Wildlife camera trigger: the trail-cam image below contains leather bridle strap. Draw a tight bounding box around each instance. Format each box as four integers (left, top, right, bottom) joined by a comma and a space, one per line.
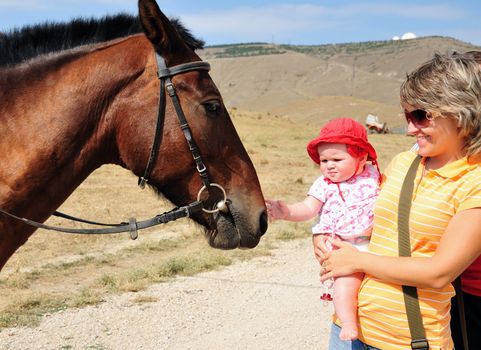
157, 60, 211, 78
138, 69, 166, 189
138, 54, 211, 189
0, 201, 203, 240
52, 210, 125, 227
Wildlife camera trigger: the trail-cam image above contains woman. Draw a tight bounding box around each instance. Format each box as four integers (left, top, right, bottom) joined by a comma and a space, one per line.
319, 52, 481, 349
449, 50, 481, 350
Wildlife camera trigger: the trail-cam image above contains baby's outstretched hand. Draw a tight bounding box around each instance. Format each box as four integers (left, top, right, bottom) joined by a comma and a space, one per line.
265, 199, 290, 221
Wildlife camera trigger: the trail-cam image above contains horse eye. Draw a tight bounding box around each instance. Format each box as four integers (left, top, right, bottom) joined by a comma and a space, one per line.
203, 100, 222, 115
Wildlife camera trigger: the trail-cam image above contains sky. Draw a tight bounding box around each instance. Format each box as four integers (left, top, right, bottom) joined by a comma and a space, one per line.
0, 0, 480, 47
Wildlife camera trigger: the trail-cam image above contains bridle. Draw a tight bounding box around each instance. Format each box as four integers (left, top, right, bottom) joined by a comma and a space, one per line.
0, 53, 229, 238
138, 53, 228, 214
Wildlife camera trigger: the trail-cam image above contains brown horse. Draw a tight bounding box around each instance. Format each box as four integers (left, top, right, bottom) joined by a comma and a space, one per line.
0, 0, 268, 271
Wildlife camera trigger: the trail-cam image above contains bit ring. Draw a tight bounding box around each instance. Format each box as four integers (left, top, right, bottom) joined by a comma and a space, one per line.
196, 183, 228, 214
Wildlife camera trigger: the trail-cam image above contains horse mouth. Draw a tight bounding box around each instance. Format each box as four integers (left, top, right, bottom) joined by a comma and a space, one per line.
204, 211, 260, 250
205, 228, 240, 249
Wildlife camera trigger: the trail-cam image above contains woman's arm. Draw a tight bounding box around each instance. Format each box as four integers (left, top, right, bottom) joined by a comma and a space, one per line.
321, 208, 481, 289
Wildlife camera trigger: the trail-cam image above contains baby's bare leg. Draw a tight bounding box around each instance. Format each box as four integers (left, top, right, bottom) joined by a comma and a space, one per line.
333, 272, 364, 341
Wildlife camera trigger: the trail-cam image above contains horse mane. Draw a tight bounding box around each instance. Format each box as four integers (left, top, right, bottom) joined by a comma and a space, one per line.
0, 13, 205, 67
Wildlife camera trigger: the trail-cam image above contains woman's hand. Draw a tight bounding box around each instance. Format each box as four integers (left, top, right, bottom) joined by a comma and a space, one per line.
265, 199, 290, 221
320, 238, 361, 281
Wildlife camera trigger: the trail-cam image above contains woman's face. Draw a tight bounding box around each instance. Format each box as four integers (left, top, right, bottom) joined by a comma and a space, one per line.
402, 102, 464, 166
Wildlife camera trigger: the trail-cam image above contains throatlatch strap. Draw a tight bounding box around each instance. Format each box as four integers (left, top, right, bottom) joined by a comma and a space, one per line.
138, 76, 166, 189
397, 156, 429, 350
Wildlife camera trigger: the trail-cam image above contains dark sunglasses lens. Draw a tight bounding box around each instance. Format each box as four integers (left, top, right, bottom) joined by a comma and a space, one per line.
406, 109, 429, 126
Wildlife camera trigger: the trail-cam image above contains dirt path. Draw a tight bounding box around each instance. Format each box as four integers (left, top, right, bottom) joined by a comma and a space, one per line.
0, 238, 333, 349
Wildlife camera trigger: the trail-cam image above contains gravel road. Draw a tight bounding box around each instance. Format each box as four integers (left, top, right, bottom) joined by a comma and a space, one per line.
0, 238, 332, 350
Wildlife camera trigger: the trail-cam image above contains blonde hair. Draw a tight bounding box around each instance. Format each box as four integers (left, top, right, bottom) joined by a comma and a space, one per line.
400, 52, 481, 157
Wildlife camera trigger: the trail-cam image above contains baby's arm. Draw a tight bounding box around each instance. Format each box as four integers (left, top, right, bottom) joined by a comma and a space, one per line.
265, 196, 322, 222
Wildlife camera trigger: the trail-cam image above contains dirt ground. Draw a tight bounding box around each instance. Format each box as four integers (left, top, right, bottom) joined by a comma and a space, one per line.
0, 238, 333, 350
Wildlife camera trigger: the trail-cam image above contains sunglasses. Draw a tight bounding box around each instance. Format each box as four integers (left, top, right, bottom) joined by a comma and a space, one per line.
404, 109, 433, 128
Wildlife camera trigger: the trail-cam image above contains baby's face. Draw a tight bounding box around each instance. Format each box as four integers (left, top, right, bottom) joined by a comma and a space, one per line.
317, 143, 362, 182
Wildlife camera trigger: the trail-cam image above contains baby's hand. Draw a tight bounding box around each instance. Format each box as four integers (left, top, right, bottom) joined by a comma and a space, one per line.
312, 234, 329, 264
265, 199, 290, 221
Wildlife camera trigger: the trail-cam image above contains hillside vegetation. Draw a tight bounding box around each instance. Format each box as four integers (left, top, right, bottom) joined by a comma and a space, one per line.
199, 36, 481, 129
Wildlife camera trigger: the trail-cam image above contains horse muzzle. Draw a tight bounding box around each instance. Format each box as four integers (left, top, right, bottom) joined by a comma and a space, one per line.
205, 197, 267, 250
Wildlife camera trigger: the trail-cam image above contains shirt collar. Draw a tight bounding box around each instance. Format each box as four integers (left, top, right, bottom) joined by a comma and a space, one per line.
425, 156, 478, 179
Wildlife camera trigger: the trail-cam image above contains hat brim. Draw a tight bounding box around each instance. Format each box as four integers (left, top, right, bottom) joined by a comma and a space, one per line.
307, 136, 377, 164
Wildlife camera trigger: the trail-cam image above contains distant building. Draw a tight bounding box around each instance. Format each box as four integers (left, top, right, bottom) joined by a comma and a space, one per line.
401, 32, 417, 40
392, 32, 417, 41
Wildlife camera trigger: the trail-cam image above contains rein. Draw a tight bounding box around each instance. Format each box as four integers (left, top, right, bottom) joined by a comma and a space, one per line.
0, 202, 203, 240
0, 53, 228, 239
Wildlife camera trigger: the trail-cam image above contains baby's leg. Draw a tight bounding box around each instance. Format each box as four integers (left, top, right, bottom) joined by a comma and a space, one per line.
333, 272, 364, 341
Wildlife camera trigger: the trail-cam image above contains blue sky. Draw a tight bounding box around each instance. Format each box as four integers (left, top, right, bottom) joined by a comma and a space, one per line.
0, 1, 480, 46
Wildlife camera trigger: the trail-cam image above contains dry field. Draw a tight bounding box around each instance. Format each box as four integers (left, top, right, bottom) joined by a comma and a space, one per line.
0, 108, 414, 329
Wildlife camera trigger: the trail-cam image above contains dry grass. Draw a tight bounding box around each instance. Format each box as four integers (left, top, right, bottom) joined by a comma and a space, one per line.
0, 108, 414, 328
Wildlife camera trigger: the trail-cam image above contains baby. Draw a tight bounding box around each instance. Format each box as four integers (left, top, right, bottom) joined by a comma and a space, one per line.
266, 118, 380, 341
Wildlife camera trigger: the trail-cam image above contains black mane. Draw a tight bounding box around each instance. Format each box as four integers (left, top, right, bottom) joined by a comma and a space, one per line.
0, 13, 205, 67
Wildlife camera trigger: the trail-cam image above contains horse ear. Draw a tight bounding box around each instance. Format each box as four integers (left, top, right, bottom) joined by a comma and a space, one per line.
138, 0, 186, 56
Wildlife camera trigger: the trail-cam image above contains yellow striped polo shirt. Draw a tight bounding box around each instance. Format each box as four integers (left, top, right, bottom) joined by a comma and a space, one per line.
357, 150, 481, 350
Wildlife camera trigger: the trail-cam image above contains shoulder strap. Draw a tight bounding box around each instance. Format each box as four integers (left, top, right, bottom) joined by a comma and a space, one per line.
399, 155, 469, 350
397, 156, 430, 350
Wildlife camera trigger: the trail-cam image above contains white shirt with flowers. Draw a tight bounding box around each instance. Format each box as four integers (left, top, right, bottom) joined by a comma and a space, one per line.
307, 164, 380, 238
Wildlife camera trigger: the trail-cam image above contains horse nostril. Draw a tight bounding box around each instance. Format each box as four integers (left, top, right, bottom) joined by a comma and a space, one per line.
259, 210, 268, 235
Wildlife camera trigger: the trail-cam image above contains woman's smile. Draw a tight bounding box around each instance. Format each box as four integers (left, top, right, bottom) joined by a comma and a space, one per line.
415, 135, 429, 147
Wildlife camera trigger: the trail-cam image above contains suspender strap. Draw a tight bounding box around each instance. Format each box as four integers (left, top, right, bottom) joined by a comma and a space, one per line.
397, 156, 429, 350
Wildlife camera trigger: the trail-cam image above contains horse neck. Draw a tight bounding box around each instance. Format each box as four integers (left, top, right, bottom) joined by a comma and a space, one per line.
0, 36, 151, 220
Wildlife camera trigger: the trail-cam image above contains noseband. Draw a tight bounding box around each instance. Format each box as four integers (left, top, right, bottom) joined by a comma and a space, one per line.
0, 53, 229, 238
138, 53, 228, 214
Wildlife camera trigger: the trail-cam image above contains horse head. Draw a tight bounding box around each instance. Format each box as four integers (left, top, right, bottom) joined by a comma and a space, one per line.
115, 0, 268, 249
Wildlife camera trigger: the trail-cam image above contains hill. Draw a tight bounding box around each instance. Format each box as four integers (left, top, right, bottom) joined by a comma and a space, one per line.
199, 36, 481, 129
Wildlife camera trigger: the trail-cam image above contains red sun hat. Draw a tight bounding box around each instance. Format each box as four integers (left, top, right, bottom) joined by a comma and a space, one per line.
307, 118, 378, 164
